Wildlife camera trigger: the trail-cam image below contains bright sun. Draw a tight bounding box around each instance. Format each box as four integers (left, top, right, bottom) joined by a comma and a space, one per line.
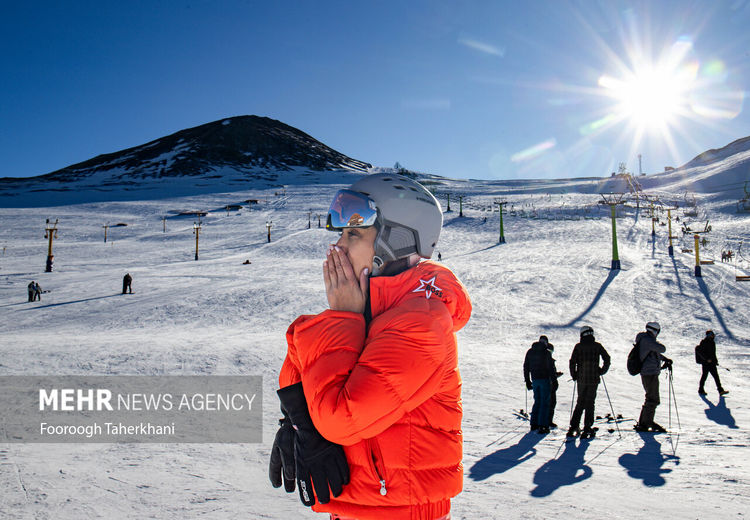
526, 11, 747, 175
601, 70, 685, 128
598, 63, 695, 131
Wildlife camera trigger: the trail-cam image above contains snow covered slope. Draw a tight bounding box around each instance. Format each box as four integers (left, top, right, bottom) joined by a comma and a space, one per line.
1, 174, 749, 518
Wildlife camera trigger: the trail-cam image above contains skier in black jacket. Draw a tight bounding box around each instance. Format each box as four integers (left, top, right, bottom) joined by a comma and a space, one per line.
524, 335, 555, 434
548, 343, 563, 429
567, 326, 611, 438
697, 330, 728, 396
122, 273, 133, 294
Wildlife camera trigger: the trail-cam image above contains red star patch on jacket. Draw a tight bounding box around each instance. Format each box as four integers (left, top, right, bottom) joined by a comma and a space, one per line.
412, 275, 442, 299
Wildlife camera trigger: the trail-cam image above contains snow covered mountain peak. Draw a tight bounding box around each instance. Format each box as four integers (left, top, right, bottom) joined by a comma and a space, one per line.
39, 115, 372, 183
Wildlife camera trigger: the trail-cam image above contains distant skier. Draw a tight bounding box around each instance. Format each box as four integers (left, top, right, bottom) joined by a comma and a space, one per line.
122, 273, 132, 294
437, 251, 442, 261
696, 330, 728, 396
524, 335, 555, 434
34, 282, 42, 301
567, 326, 610, 438
634, 322, 672, 432
28, 281, 35, 302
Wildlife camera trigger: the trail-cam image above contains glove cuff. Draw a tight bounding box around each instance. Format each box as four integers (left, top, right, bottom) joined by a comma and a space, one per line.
277, 382, 313, 428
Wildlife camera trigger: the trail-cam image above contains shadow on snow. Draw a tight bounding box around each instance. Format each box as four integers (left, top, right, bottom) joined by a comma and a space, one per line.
19, 294, 121, 310
701, 395, 738, 429
469, 432, 542, 481
618, 433, 680, 487
670, 255, 685, 295
544, 270, 620, 329
696, 278, 735, 340
530, 438, 593, 497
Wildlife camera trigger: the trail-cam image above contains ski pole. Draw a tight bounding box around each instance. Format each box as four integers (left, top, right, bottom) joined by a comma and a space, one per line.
669, 369, 681, 430
524, 386, 528, 416
600, 374, 621, 437
569, 380, 577, 423
667, 369, 672, 431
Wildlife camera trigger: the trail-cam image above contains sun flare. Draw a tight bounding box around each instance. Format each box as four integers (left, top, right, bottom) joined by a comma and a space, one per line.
580, 33, 745, 164
598, 67, 692, 129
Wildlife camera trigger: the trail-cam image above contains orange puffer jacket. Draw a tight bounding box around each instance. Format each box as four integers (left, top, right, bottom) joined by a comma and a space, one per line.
279, 261, 472, 520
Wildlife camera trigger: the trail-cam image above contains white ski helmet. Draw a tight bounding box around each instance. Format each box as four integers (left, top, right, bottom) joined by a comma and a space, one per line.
326, 173, 443, 270
646, 321, 661, 335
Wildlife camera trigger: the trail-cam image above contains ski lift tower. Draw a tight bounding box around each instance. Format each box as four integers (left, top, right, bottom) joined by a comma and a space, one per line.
623, 167, 643, 215
599, 193, 626, 270
494, 199, 508, 244
193, 216, 202, 261
641, 194, 657, 237
665, 205, 679, 256
44, 218, 58, 272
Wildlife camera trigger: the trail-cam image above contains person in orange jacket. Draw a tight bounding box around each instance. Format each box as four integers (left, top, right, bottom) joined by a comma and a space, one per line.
269, 173, 472, 520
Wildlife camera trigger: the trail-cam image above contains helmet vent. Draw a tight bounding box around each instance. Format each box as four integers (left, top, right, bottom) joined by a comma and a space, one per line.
394, 185, 405, 190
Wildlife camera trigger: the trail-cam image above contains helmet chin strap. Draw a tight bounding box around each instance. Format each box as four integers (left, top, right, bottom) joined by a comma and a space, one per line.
371, 236, 396, 276
371, 251, 421, 278
370, 219, 396, 276
370, 217, 422, 277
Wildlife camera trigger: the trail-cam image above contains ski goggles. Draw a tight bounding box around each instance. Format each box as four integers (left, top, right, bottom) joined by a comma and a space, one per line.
326, 189, 379, 230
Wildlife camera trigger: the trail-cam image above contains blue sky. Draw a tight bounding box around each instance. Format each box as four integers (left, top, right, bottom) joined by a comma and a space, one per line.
2, 0, 750, 180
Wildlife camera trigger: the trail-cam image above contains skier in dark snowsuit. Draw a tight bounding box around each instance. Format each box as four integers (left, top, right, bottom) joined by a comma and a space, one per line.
697, 330, 728, 396
28, 281, 36, 302
122, 273, 132, 294
567, 326, 610, 438
548, 343, 563, 429
635, 322, 672, 432
524, 335, 555, 434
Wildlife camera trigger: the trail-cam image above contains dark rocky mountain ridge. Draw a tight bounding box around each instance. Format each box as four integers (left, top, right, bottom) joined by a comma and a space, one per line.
34, 115, 371, 184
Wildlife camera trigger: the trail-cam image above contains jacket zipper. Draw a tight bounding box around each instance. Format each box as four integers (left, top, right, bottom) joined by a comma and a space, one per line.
367, 438, 387, 496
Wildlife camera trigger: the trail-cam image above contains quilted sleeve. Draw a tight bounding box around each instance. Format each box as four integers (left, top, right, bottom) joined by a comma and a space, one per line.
292, 301, 454, 445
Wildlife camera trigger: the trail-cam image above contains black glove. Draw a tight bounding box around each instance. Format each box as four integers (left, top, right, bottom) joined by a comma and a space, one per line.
662, 358, 673, 370
269, 417, 296, 492
526, 381, 532, 390
277, 382, 350, 506
571, 373, 578, 381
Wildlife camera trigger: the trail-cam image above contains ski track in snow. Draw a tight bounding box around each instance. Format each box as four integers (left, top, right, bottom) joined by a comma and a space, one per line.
1, 184, 749, 519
